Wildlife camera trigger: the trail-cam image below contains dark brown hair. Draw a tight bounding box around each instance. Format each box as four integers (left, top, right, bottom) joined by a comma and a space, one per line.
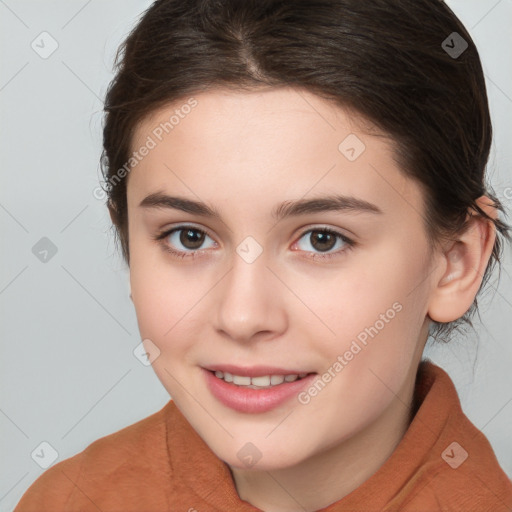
100, 0, 511, 343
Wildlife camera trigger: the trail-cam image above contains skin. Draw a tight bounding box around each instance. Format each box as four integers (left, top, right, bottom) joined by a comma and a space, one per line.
120, 86, 497, 512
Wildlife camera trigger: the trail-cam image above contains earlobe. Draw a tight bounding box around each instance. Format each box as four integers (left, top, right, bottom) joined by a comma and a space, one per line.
427, 195, 497, 324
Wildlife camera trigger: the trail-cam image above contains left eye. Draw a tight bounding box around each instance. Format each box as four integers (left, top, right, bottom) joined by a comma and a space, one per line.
293, 228, 354, 257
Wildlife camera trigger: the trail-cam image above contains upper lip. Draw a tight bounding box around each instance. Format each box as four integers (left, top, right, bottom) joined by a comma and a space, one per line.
203, 364, 316, 377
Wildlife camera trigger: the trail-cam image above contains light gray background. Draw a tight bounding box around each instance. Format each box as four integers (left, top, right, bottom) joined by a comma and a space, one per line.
1, 1, 511, 510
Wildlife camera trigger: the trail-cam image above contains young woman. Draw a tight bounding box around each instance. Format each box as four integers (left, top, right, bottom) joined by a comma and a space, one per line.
15, 0, 512, 510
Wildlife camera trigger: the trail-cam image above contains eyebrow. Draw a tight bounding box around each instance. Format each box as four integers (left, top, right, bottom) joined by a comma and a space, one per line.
139, 192, 383, 221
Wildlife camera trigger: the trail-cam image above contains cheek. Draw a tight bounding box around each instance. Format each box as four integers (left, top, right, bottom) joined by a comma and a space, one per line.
311, 242, 428, 387
129, 261, 205, 399
310, 255, 413, 345
129, 247, 219, 366
131, 267, 199, 340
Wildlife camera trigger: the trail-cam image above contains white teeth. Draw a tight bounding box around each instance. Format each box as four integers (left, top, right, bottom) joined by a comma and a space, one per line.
212, 370, 307, 387
232, 375, 251, 385
251, 375, 271, 386
270, 375, 285, 385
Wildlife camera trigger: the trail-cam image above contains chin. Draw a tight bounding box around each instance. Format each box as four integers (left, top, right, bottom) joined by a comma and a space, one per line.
210, 437, 310, 472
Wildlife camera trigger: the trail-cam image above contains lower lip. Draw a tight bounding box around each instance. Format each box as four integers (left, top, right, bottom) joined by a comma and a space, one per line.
203, 368, 317, 414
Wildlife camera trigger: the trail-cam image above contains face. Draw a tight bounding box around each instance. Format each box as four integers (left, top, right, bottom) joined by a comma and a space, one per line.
126, 87, 435, 470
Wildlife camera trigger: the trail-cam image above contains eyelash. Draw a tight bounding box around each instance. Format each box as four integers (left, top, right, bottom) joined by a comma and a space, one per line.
153, 225, 356, 261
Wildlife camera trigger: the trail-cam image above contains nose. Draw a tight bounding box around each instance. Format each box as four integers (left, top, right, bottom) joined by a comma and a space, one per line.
213, 247, 287, 344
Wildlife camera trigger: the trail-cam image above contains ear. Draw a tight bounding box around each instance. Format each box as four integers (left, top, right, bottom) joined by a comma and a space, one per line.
427, 195, 497, 323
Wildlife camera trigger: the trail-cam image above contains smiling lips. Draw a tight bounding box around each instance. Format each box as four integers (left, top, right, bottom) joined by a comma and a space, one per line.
202, 364, 317, 413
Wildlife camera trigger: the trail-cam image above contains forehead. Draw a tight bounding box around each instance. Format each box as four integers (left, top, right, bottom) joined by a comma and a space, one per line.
131, 86, 375, 154
127, 87, 424, 222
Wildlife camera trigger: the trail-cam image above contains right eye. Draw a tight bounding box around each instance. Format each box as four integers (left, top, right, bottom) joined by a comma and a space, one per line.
155, 225, 217, 259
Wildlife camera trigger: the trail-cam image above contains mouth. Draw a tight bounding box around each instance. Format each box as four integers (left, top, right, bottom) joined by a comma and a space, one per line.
202, 366, 318, 413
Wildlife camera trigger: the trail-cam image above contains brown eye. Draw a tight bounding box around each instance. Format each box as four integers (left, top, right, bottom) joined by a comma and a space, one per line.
178, 228, 206, 250
156, 226, 216, 257
293, 227, 355, 261
309, 230, 337, 252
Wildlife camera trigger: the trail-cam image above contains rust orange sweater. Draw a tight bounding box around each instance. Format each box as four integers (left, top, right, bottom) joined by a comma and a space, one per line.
14, 360, 512, 511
